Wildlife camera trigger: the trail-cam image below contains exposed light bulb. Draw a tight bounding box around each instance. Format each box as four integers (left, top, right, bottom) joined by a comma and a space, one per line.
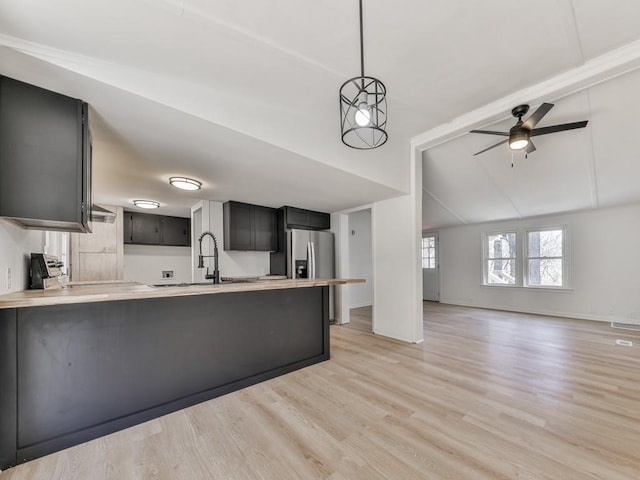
355, 103, 371, 127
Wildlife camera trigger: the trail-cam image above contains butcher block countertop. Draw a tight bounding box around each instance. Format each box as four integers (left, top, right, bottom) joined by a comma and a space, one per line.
0, 278, 364, 309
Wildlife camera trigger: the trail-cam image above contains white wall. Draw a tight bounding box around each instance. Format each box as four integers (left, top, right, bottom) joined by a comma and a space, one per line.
192, 200, 271, 282
0, 220, 45, 294
438, 202, 640, 325
123, 244, 191, 285
348, 209, 373, 308
369, 147, 423, 343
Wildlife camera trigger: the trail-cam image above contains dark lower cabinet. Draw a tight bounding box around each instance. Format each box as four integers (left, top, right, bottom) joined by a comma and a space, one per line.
0, 287, 329, 469
223, 201, 276, 251
124, 211, 190, 246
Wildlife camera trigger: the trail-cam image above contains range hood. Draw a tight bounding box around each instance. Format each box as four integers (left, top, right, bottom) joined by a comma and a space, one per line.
91, 205, 116, 223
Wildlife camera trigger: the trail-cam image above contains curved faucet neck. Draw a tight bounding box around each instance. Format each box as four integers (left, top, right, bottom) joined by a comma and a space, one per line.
198, 231, 218, 254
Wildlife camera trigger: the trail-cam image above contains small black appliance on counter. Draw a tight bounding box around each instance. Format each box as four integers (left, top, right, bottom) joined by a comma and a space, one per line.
30, 253, 64, 289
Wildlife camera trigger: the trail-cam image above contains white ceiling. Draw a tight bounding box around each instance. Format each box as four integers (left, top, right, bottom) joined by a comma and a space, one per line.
0, 1, 639, 221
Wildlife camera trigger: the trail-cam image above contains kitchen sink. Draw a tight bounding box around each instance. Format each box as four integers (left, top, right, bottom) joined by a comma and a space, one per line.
151, 279, 265, 287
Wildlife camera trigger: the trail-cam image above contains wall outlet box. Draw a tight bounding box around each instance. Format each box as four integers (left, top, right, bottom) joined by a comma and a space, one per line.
162, 270, 175, 279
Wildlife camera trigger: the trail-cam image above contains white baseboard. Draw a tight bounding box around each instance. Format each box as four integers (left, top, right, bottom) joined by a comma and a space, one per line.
438, 298, 620, 324
350, 301, 373, 309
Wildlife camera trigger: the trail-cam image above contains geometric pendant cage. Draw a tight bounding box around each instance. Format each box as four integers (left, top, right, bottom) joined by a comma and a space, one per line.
339, 0, 388, 149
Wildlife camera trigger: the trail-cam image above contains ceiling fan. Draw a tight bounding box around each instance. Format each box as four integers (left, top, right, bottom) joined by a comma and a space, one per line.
470, 103, 588, 156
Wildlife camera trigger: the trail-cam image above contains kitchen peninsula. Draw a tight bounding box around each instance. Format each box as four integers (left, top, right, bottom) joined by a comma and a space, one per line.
0, 278, 362, 470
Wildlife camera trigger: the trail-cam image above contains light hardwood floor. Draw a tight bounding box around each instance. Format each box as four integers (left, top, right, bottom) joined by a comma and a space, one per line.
2, 303, 640, 479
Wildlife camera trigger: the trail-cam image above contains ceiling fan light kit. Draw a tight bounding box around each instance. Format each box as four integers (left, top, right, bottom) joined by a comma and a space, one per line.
470, 103, 588, 157
339, 0, 388, 149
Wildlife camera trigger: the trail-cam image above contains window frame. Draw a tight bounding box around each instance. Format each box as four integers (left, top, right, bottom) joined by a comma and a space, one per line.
482, 229, 520, 287
524, 225, 568, 289
481, 224, 570, 290
421, 236, 436, 269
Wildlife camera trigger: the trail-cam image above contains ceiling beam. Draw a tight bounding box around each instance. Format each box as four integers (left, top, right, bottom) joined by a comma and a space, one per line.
411, 38, 640, 152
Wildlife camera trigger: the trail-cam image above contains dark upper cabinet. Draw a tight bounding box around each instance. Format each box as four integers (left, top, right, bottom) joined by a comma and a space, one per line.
124, 212, 190, 246
223, 201, 276, 251
254, 205, 277, 251
161, 216, 190, 246
0, 76, 92, 232
224, 201, 254, 250
283, 206, 330, 230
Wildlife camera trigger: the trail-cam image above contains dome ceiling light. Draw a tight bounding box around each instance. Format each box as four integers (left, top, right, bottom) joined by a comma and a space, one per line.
133, 200, 160, 209
169, 176, 202, 191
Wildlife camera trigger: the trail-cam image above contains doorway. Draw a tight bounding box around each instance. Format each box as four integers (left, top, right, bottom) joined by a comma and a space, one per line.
422, 232, 439, 301
346, 208, 373, 331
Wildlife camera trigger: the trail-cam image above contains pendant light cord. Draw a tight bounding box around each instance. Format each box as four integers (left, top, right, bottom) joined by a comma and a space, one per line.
359, 0, 365, 78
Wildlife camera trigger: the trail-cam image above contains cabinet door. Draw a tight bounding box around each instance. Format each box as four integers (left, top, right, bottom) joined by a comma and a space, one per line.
128, 212, 161, 245
308, 211, 330, 230
285, 207, 308, 228
254, 206, 276, 251
161, 216, 190, 246
80, 103, 92, 231
224, 202, 254, 250
0, 77, 86, 229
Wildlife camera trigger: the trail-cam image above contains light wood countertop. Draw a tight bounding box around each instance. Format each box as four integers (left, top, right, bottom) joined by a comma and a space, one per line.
0, 278, 364, 309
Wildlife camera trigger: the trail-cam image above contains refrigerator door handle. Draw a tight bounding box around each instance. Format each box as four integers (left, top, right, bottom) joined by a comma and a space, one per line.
306, 241, 312, 278
310, 241, 316, 278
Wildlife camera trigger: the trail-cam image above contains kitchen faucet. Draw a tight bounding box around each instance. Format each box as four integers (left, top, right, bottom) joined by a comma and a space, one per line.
197, 231, 220, 284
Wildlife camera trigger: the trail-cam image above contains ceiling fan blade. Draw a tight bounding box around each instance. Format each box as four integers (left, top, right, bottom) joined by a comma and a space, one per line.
523, 103, 554, 129
530, 121, 588, 137
525, 140, 536, 154
473, 139, 508, 156
469, 129, 509, 136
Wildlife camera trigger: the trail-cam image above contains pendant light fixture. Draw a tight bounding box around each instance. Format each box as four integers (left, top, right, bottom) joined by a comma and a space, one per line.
339, 0, 388, 149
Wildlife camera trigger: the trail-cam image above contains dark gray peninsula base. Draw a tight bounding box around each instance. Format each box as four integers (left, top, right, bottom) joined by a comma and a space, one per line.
0, 286, 329, 470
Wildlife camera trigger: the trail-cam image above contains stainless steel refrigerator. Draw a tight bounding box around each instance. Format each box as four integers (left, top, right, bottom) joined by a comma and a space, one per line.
287, 229, 335, 320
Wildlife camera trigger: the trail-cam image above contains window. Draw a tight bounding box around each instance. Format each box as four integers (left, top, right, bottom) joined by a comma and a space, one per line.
526, 228, 564, 287
484, 232, 517, 285
482, 226, 568, 289
422, 237, 436, 269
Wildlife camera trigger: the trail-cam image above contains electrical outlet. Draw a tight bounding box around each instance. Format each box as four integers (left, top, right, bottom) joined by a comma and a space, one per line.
6, 267, 11, 290
162, 270, 174, 279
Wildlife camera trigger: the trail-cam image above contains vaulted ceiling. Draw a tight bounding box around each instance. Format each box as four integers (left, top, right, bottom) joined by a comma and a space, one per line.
1, 1, 639, 222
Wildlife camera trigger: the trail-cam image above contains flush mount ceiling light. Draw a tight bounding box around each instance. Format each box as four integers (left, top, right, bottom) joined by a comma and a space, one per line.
169, 176, 202, 191
339, 0, 388, 149
133, 200, 160, 209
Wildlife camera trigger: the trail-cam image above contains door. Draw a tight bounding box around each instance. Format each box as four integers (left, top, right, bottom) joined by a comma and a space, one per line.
422, 233, 439, 301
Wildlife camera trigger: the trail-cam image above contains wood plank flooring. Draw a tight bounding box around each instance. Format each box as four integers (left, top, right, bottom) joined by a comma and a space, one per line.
2, 302, 640, 479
